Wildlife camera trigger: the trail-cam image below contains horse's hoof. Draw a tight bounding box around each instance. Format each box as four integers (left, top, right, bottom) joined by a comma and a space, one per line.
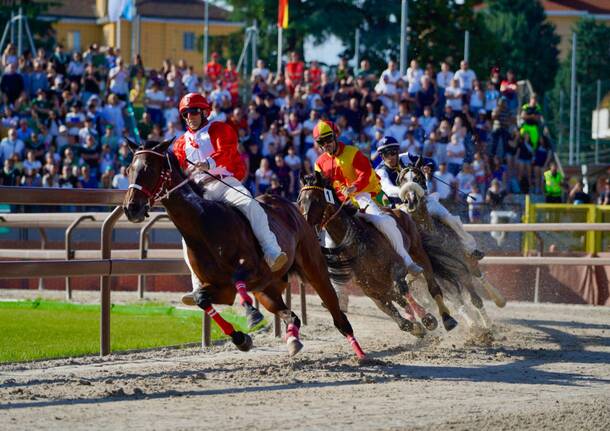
286, 336, 304, 356
399, 319, 414, 332
421, 313, 438, 331
442, 314, 458, 331
246, 307, 264, 329
410, 322, 426, 338
231, 331, 253, 352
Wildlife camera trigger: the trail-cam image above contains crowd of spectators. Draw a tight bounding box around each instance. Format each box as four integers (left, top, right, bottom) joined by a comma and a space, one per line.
0, 41, 607, 216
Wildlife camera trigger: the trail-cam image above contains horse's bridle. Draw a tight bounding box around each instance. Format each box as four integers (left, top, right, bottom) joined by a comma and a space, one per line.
298, 185, 349, 231
128, 149, 189, 207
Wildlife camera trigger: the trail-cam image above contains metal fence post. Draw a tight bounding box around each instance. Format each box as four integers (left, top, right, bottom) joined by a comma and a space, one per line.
138, 213, 170, 298
65, 215, 95, 300
100, 206, 124, 356
37, 228, 47, 291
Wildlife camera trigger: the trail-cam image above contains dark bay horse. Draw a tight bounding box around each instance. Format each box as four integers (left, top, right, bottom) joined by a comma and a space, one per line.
122, 139, 365, 359
298, 171, 459, 334
397, 162, 506, 326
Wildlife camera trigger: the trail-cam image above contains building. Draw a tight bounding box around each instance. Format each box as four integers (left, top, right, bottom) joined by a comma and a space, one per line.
540, 1, 610, 59
44, 0, 243, 68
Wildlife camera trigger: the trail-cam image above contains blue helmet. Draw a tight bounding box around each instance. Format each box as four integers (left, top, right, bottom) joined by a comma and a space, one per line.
377, 136, 400, 154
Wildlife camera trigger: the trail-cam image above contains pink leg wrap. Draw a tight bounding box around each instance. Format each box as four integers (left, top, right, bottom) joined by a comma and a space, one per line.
346, 335, 366, 359
204, 305, 235, 336
286, 323, 300, 340
405, 293, 427, 318
235, 281, 253, 306
404, 303, 416, 321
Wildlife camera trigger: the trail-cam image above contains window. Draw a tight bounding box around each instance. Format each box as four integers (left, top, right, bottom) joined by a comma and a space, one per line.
183, 32, 195, 51
67, 31, 81, 52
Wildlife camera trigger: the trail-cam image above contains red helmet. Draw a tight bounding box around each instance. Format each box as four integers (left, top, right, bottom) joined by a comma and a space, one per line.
312, 120, 340, 141
179, 92, 211, 114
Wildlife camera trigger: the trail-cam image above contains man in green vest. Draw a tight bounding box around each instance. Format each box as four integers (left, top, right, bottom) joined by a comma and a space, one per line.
543, 161, 565, 203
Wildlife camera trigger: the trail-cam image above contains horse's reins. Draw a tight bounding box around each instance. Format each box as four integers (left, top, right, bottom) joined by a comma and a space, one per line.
185, 158, 255, 201
299, 185, 351, 230
128, 149, 189, 206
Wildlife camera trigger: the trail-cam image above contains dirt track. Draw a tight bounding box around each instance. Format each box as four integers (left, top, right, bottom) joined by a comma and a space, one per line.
1, 291, 610, 430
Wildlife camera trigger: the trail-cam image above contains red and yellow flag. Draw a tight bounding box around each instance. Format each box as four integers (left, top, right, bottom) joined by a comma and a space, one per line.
278, 0, 289, 29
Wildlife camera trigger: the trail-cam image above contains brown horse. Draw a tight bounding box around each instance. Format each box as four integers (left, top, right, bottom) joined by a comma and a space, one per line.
298, 171, 459, 334
397, 162, 507, 323
122, 139, 365, 359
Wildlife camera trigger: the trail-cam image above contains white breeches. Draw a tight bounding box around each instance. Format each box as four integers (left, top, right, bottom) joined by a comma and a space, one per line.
354, 192, 416, 267
200, 176, 282, 256
426, 197, 477, 252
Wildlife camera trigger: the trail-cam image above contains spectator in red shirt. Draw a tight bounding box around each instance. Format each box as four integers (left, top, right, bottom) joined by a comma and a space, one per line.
500, 70, 518, 113
205, 52, 222, 82
285, 51, 304, 95
307, 59, 322, 93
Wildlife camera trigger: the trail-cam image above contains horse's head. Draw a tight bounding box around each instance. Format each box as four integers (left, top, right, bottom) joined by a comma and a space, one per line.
397, 158, 427, 213
123, 137, 176, 223
297, 171, 338, 229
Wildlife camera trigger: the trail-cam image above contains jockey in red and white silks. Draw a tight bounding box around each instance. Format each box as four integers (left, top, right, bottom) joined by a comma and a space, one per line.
174, 93, 287, 305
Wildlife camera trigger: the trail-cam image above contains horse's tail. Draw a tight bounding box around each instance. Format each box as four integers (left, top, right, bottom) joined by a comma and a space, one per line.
419, 230, 469, 290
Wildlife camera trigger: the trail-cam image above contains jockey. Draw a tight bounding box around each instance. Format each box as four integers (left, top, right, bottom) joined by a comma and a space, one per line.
375, 136, 484, 260
174, 93, 288, 304
313, 120, 423, 275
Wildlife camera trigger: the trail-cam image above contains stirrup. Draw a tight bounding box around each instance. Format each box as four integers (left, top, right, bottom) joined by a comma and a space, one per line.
181, 292, 196, 306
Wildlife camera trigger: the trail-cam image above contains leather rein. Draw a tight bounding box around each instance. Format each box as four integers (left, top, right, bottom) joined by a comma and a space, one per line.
298, 185, 350, 231
127, 149, 190, 207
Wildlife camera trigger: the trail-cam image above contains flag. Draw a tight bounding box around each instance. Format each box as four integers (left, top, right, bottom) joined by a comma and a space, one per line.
108, 0, 135, 22
278, 0, 289, 29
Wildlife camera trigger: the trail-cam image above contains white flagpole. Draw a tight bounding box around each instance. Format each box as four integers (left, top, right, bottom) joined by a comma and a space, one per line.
277, 26, 282, 77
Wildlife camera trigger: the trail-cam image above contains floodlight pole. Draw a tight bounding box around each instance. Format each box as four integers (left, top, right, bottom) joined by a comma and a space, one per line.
595, 79, 601, 164
400, 0, 408, 76
569, 32, 577, 165
354, 28, 360, 76
203, 0, 209, 68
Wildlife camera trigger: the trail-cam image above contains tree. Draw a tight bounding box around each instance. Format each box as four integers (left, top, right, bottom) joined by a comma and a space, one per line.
482, 0, 560, 95
0, 0, 59, 51
547, 18, 610, 162
225, 0, 494, 76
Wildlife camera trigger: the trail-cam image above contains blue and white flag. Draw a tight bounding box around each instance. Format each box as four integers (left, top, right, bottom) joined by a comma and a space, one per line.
108, 0, 135, 22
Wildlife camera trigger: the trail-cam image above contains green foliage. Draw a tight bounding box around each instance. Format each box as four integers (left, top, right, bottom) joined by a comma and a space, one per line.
547, 18, 610, 162
0, 0, 59, 51
224, 0, 487, 74
0, 300, 264, 363
483, 0, 560, 94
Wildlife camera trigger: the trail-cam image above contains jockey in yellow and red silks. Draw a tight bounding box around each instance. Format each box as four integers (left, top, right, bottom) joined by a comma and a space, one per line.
312, 120, 422, 275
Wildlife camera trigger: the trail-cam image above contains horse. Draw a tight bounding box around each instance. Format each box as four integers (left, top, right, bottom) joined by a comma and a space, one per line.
298, 171, 460, 334
397, 161, 506, 327
122, 138, 365, 359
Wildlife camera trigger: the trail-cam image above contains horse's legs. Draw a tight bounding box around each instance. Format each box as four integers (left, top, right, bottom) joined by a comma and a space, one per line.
294, 241, 366, 359
232, 263, 264, 328
476, 273, 507, 308
395, 277, 437, 331
409, 240, 458, 332
192, 288, 252, 352
255, 285, 304, 356
370, 297, 420, 335
392, 296, 425, 337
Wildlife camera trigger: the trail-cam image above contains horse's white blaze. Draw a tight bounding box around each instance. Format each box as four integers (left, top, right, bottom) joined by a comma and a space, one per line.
399, 181, 426, 202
